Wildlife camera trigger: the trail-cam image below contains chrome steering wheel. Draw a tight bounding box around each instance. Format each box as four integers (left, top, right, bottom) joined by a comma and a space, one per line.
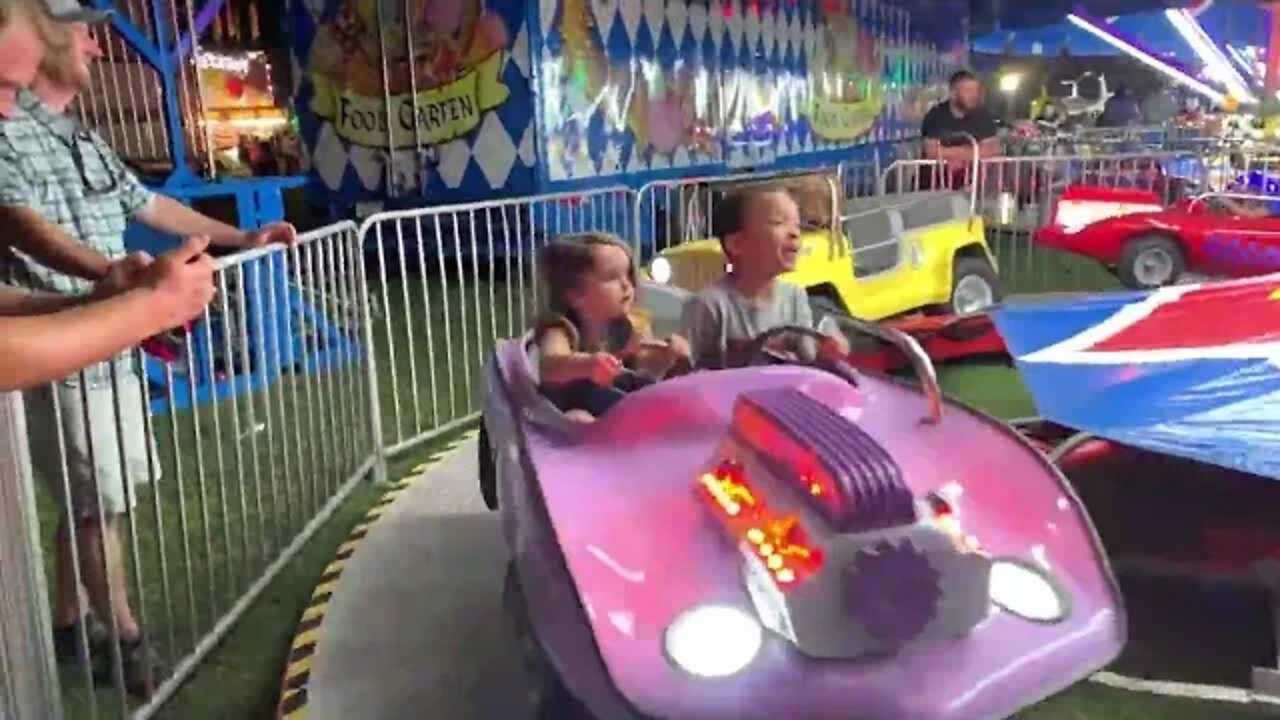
744, 322, 944, 425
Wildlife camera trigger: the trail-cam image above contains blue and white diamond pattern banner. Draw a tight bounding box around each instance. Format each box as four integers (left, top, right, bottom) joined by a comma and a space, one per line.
289, 0, 537, 209
534, 0, 967, 190
288, 0, 967, 210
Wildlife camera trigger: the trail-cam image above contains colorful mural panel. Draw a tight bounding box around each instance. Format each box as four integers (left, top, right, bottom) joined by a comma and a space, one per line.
290, 0, 536, 204
289, 0, 966, 207
536, 0, 966, 183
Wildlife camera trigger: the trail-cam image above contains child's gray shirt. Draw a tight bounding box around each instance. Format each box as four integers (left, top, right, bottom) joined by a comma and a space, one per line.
681, 277, 817, 369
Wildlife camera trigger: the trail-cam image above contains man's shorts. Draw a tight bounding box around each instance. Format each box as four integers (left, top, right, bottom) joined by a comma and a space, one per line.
24, 367, 161, 520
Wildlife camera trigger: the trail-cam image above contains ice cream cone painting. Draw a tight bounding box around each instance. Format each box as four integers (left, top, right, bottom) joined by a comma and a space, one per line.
805, 1, 885, 141
552, 0, 721, 165
306, 0, 512, 149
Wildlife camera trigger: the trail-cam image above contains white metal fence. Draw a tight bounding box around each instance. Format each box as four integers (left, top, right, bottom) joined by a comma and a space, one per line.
2, 223, 376, 720
13, 136, 1280, 718
358, 187, 634, 454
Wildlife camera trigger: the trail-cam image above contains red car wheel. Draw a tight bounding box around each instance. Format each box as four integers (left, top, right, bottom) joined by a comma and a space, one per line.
1118, 235, 1185, 289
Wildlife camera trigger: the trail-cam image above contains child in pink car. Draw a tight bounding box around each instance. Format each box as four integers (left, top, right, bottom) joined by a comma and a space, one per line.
681, 186, 849, 370
534, 232, 691, 420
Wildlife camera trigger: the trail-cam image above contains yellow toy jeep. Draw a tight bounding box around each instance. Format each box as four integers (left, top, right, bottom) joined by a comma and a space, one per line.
643, 174, 1001, 321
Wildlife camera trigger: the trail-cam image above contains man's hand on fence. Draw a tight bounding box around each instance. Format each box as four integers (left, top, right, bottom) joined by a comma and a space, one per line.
140, 236, 217, 328
244, 221, 298, 248
92, 252, 155, 299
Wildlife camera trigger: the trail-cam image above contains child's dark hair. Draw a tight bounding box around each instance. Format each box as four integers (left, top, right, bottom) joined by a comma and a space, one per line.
712, 184, 794, 259
537, 232, 636, 321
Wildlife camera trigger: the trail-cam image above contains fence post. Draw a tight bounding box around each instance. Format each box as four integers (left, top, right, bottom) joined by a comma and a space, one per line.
355, 226, 388, 484
0, 391, 63, 720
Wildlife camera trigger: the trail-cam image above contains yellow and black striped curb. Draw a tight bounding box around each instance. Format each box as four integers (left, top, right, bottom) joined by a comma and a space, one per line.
276, 430, 479, 720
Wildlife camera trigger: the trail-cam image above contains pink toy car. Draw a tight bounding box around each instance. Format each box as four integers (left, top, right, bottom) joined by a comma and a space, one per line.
480, 320, 1124, 720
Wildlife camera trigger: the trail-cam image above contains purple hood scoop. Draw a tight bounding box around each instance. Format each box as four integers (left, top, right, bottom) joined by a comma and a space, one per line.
732, 388, 917, 534
845, 540, 943, 646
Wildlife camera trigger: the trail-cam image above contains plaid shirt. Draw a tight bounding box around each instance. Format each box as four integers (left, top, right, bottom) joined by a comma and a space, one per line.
0, 91, 153, 387
0, 90, 152, 295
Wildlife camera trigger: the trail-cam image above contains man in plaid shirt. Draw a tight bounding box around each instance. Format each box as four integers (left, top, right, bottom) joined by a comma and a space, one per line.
0, 1, 295, 699
0, 0, 215, 388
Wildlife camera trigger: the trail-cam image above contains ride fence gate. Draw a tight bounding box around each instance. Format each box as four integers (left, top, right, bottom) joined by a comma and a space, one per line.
0, 392, 64, 720
3, 137, 1276, 719
2, 223, 377, 720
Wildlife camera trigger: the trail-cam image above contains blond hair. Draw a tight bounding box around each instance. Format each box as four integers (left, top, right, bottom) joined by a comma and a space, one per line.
0, 0, 72, 54
38, 22, 81, 87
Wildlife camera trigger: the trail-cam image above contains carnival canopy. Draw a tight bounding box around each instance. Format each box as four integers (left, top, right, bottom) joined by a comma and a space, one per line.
995, 275, 1280, 481
966, 0, 1210, 33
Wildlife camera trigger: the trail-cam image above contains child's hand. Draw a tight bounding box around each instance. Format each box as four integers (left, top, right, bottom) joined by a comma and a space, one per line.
638, 335, 693, 376
666, 334, 692, 362
584, 352, 623, 385
818, 333, 850, 363
764, 334, 792, 353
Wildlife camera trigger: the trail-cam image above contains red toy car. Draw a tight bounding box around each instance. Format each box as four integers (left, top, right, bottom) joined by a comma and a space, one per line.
1034, 185, 1280, 289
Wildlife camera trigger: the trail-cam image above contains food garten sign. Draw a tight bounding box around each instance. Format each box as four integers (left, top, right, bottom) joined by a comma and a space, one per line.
309, 51, 509, 149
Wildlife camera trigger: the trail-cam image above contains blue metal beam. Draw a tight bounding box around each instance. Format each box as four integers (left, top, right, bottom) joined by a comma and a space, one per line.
90, 0, 196, 183
173, 0, 229, 64
148, 0, 197, 183
97, 8, 163, 68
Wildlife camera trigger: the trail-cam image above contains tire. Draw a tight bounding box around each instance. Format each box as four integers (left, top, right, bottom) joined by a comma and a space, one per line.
948, 256, 1001, 315
1117, 235, 1184, 289
503, 564, 593, 720
807, 292, 846, 326
479, 425, 498, 511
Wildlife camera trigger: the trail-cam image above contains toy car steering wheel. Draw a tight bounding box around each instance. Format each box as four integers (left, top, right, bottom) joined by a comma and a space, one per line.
743, 325, 836, 368
745, 322, 944, 425
613, 367, 657, 390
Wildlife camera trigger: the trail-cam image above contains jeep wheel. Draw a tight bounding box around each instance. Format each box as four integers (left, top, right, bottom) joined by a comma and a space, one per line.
948, 257, 1001, 315
479, 425, 498, 511
1118, 235, 1184, 289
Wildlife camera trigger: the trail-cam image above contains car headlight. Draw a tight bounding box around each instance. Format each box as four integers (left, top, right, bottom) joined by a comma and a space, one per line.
650, 257, 673, 285
664, 605, 762, 677
989, 557, 1070, 623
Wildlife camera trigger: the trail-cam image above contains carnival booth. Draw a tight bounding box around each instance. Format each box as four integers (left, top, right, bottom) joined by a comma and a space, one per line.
85, 0, 354, 412
288, 0, 971, 248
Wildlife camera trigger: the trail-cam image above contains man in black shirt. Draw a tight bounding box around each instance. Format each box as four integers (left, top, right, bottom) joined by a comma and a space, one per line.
918, 70, 1001, 188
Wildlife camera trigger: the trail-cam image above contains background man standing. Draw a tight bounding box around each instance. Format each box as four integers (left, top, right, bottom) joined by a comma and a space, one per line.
920, 69, 1002, 188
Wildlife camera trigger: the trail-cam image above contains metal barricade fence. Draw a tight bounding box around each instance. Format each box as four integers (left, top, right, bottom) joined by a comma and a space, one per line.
632, 168, 847, 257
0, 392, 63, 720
357, 187, 634, 456
875, 150, 1217, 296
9, 221, 375, 720
837, 156, 883, 201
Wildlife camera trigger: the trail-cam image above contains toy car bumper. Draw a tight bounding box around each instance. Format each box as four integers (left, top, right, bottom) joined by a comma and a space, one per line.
847, 314, 1009, 372
1033, 225, 1073, 251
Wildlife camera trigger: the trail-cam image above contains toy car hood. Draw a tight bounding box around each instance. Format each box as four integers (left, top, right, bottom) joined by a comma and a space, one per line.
490, 337, 1124, 720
